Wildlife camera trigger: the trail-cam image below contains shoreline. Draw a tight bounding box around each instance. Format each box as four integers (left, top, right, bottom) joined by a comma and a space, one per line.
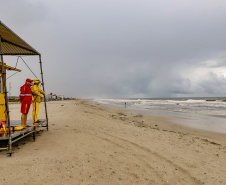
88, 100, 226, 144
91, 100, 226, 140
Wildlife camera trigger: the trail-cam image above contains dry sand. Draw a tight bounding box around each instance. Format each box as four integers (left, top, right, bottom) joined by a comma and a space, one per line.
1, 100, 226, 185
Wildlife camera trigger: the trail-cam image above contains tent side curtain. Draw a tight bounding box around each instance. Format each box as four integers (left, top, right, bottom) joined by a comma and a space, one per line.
0, 21, 40, 55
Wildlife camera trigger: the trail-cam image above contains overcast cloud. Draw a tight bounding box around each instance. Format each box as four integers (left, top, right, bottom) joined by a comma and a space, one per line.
1, 0, 226, 98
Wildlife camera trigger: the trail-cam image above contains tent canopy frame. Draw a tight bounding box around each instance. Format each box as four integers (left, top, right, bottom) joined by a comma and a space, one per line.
0, 20, 48, 156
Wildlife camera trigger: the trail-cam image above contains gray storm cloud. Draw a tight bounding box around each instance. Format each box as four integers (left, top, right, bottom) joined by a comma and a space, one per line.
1, 0, 226, 98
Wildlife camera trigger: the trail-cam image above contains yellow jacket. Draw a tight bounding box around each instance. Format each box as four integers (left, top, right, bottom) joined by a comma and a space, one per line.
31, 84, 45, 103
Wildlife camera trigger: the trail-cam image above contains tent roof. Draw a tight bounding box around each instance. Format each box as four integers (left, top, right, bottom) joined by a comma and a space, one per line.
0, 21, 40, 55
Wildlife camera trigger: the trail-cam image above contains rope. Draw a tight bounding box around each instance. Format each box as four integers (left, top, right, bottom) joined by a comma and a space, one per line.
6, 71, 19, 80
19, 56, 38, 79
6, 56, 38, 80
15, 56, 19, 69
6, 56, 20, 79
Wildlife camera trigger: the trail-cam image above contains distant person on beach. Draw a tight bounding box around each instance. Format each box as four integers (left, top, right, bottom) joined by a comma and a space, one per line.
19, 78, 33, 127
31, 79, 45, 124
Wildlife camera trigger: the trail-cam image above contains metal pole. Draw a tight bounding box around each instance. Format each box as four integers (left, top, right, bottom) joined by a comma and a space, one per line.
39, 55, 48, 131
0, 35, 12, 153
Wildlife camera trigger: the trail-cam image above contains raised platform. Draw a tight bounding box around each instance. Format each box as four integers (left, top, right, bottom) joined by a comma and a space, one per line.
0, 119, 47, 154
0, 119, 47, 140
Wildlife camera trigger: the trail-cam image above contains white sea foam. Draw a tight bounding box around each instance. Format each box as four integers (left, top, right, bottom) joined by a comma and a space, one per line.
93, 98, 226, 116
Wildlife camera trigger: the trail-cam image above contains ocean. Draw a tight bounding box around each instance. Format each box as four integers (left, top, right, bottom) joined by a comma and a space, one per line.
91, 97, 226, 134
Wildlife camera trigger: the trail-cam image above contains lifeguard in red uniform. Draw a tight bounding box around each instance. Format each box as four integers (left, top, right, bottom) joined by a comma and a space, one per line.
19, 78, 33, 127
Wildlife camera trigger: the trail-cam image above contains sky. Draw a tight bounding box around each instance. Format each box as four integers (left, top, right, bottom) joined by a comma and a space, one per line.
1, 0, 226, 98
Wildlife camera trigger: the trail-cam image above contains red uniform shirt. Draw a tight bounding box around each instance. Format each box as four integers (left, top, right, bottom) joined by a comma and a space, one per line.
20, 83, 32, 104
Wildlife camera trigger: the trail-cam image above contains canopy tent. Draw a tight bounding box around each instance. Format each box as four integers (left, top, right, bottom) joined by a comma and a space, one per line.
0, 21, 40, 55
0, 20, 48, 156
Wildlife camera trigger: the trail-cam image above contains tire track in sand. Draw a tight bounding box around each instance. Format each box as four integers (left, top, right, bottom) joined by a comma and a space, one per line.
85, 130, 203, 185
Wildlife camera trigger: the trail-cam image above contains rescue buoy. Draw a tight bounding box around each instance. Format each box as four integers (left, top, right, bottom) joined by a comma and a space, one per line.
0, 120, 7, 133
0, 126, 24, 132
11, 126, 24, 131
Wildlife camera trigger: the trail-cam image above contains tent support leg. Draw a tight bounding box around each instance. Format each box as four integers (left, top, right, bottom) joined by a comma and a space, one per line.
7, 137, 13, 156
33, 127, 36, 141
0, 36, 12, 156
39, 55, 48, 131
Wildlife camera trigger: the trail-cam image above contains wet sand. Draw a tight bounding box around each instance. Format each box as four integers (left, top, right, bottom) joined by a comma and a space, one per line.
0, 100, 226, 184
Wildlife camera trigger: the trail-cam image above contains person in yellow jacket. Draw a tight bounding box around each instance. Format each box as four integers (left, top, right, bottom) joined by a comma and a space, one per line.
31, 79, 45, 124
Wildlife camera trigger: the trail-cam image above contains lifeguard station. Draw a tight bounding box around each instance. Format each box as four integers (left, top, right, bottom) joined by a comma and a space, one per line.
0, 21, 48, 156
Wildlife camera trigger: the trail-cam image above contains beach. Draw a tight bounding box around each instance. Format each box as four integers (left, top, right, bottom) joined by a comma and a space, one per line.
1, 100, 226, 184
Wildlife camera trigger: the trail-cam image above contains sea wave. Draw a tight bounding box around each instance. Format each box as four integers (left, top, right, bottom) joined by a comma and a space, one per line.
92, 98, 226, 116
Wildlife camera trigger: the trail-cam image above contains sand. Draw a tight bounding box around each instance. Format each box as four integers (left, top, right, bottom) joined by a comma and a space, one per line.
0, 100, 226, 185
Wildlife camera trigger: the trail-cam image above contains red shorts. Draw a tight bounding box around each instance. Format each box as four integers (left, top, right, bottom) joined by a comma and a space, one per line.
21, 103, 31, 114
